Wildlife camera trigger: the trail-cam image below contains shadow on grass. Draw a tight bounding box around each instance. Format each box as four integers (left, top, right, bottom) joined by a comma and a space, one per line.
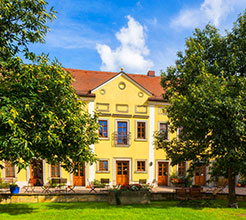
44, 200, 246, 211
0, 204, 36, 215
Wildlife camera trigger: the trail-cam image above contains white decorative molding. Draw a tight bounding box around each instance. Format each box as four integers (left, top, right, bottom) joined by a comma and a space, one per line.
26, 166, 30, 181
88, 101, 95, 182
91, 72, 152, 96
42, 160, 46, 184
2, 160, 5, 178
148, 104, 155, 183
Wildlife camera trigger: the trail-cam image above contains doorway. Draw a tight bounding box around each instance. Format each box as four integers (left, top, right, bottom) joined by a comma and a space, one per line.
116, 161, 129, 185
73, 164, 85, 186
158, 162, 169, 186
30, 160, 43, 186
194, 165, 206, 185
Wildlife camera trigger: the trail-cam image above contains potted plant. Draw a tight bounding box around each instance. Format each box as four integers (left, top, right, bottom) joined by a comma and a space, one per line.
9, 182, 20, 194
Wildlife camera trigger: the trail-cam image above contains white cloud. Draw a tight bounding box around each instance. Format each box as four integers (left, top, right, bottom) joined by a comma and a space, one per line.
96, 15, 154, 73
171, 0, 246, 29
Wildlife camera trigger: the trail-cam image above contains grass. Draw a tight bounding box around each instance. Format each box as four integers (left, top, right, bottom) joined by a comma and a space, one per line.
0, 201, 245, 220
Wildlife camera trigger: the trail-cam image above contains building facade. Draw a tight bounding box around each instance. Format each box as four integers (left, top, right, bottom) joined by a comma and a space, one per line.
0, 69, 210, 187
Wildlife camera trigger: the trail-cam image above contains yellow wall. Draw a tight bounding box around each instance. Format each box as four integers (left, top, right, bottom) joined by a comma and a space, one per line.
1, 73, 182, 186
93, 75, 150, 183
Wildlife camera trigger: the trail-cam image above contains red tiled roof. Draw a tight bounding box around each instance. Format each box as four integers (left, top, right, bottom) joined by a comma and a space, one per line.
66, 68, 165, 101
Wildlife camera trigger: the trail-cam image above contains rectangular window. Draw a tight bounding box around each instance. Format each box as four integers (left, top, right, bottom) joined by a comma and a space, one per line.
137, 122, 146, 139
177, 127, 183, 140
137, 161, 146, 172
51, 164, 60, 177
5, 161, 15, 177
117, 121, 128, 145
160, 123, 169, 140
99, 120, 108, 138
99, 160, 108, 171
178, 162, 186, 176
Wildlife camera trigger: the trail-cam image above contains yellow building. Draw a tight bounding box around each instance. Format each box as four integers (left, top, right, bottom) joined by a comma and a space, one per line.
0, 68, 209, 188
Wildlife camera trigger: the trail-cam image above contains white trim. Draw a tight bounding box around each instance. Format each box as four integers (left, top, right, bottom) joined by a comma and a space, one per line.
91, 72, 153, 96
148, 104, 155, 183
88, 101, 95, 182
158, 121, 170, 141
27, 166, 30, 181
155, 160, 171, 186
2, 160, 5, 178
98, 118, 110, 140
135, 159, 148, 174
113, 158, 132, 185
70, 172, 73, 185
42, 160, 46, 184
96, 159, 110, 173
85, 162, 88, 186
135, 120, 148, 141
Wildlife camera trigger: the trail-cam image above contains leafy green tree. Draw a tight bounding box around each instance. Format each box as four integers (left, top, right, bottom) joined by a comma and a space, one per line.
0, 0, 98, 172
155, 11, 246, 208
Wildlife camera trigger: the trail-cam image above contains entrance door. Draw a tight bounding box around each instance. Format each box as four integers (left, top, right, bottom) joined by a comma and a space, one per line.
30, 160, 43, 186
194, 165, 206, 185
73, 164, 85, 186
116, 161, 129, 185
158, 162, 169, 186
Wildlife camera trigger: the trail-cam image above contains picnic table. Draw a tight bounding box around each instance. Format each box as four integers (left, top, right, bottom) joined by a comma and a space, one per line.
176, 187, 212, 206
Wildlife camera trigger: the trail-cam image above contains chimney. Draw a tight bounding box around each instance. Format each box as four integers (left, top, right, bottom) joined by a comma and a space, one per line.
147, 70, 155, 77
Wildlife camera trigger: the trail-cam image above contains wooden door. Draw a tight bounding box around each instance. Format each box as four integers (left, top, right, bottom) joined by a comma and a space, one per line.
194, 165, 206, 185
30, 160, 43, 186
158, 162, 169, 186
73, 164, 85, 186
116, 161, 129, 185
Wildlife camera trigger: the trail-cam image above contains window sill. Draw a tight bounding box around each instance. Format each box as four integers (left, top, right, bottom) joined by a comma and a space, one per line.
115, 143, 130, 147
99, 137, 110, 140
96, 171, 110, 174
135, 171, 147, 174
134, 139, 148, 142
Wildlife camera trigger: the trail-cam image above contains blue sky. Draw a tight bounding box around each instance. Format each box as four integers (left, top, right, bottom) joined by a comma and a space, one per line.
30, 0, 246, 75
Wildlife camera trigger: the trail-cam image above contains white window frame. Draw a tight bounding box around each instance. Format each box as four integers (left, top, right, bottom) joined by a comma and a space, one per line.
158, 121, 170, 141
115, 119, 130, 147
135, 120, 148, 141
176, 126, 183, 142
98, 118, 110, 140
97, 159, 110, 173
135, 159, 148, 174
176, 161, 188, 177
50, 163, 62, 178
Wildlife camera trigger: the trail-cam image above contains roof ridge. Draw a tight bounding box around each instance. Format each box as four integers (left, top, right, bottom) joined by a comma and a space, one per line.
65, 68, 160, 78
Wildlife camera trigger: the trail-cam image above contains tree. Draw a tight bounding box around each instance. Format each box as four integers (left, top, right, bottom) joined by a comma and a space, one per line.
0, 0, 98, 172
155, 11, 246, 208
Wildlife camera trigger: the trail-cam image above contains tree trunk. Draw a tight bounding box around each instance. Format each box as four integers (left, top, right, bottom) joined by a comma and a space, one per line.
228, 167, 238, 208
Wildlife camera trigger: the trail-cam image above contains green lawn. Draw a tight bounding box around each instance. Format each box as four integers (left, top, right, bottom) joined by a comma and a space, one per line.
0, 201, 245, 220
